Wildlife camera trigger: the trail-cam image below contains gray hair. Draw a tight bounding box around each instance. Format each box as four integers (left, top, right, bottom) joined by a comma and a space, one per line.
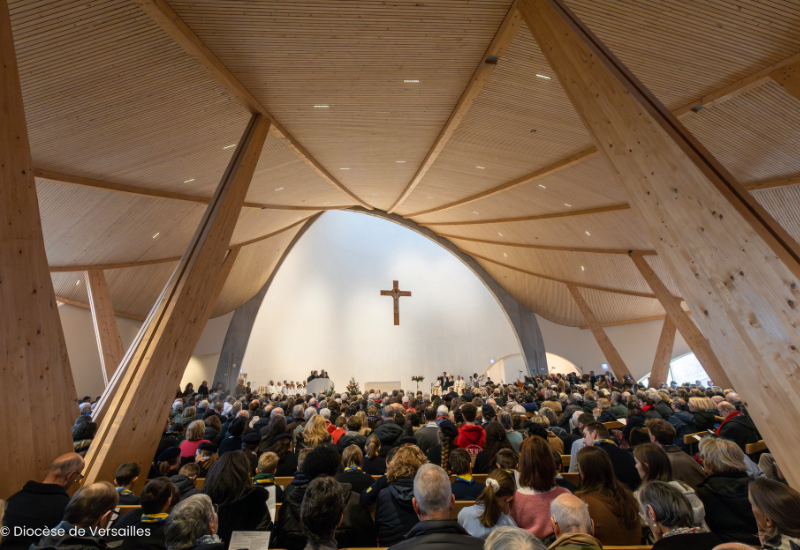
382, 406, 394, 419
637, 481, 694, 529
270, 407, 284, 418
319, 400, 328, 409
319, 408, 331, 420
570, 393, 582, 403
499, 412, 513, 431
173, 400, 183, 411
485, 527, 546, 550
79, 403, 92, 413
413, 464, 452, 515
292, 404, 304, 418
199, 400, 209, 409
165, 494, 215, 550
304, 407, 317, 422
550, 493, 592, 534
437, 405, 449, 417
725, 393, 742, 405
512, 405, 526, 415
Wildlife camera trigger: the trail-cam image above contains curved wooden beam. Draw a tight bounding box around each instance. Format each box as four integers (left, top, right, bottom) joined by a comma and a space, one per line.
35, 168, 354, 211
130, 0, 372, 210
57, 295, 146, 322
48, 216, 313, 272
420, 204, 630, 227
463, 249, 664, 299
438, 233, 655, 255
386, 1, 523, 214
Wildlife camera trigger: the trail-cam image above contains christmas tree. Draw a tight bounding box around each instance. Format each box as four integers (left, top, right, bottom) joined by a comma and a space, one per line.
346, 376, 360, 395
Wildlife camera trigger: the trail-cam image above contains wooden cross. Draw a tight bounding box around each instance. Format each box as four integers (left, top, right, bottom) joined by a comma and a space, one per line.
380, 280, 411, 325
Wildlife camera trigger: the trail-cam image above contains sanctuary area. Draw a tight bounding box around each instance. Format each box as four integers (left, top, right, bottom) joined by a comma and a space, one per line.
2, 0, 800, 550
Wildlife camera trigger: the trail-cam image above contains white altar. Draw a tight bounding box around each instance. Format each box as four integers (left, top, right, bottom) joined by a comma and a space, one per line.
364, 381, 402, 394
307, 377, 334, 395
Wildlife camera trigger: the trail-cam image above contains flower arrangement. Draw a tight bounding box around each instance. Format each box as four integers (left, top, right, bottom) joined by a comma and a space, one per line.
411, 375, 425, 382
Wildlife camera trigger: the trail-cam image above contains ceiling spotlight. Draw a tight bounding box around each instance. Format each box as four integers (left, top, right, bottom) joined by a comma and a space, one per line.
564, 203, 572, 207
340, 167, 350, 170
76, 280, 80, 285
581, 266, 585, 271
476, 166, 485, 169
503, 253, 507, 257
530, 129, 537, 133
473, 211, 480, 215
152, 232, 160, 239
396, 160, 406, 163
539, 184, 546, 189
403, 79, 420, 83
223, 144, 236, 149
313, 105, 329, 108
536, 74, 551, 80
498, 232, 503, 237
183, 178, 195, 183
275, 187, 284, 191
585, 231, 591, 236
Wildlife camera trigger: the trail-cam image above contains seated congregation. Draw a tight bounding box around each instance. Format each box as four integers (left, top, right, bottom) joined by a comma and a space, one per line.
1, 374, 796, 550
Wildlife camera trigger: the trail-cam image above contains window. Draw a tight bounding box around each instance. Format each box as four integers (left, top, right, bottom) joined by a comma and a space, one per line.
637, 352, 710, 387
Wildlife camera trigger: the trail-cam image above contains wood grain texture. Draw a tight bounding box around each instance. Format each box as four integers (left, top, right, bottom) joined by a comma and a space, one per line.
0, 0, 78, 499
56, 296, 146, 322
130, 0, 371, 209
770, 60, 800, 103
85, 269, 125, 386
387, 0, 523, 213
649, 316, 676, 388
83, 114, 269, 488
421, 204, 631, 227
567, 284, 632, 378
522, 0, 800, 485
439, 233, 655, 255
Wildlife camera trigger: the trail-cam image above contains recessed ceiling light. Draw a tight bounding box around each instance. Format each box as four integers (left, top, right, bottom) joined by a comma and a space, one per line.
396, 160, 406, 163
223, 144, 236, 149
476, 166, 485, 169
503, 253, 507, 257
403, 79, 420, 83
183, 178, 195, 183
498, 232, 503, 237
539, 184, 546, 189
313, 105, 329, 108
152, 232, 160, 239
530, 129, 537, 133
581, 266, 585, 271
473, 211, 480, 215
275, 187, 284, 191
76, 280, 80, 285
536, 74, 551, 80
564, 203, 572, 207
340, 167, 349, 170
585, 231, 591, 236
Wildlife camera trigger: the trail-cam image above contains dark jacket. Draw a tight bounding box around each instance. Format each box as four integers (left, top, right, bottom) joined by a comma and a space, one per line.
414, 425, 440, 453
692, 411, 717, 433
116, 489, 140, 505
472, 450, 495, 475
336, 468, 375, 495
450, 477, 485, 500
215, 487, 272, 547
718, 415, 761, 453
30, 520, 106, 550
155, 433, 180, 462
1, 481, 70, 550
108, 509, 167, 550
275, 476, 375, 550
622, 414, 646, 442
668, 410, 695, 450
596, 410, 617, 423
169, 474, 200, 499
202, 427, 222, 446
597, 442, 641, 490
274, 452, 299, 477
426, 445, 443, 467
336, 431, 367, 453
651, 531, 722, 550
389, 519, 485, 550
373, 421, 404, 451
696, 471, 759, 545
362, 455, 387, 476
582, 400, 597, 415
218, 435, 242, 455
374, 477, 419, 546
655, 401, 673, 420
559, 403, 584, 428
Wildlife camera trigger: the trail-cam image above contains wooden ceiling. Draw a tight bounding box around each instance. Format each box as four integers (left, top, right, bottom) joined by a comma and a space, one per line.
9, 0, 799, 326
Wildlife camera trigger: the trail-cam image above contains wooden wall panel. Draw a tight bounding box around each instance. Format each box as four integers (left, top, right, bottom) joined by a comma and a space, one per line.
752, 185, 800, 244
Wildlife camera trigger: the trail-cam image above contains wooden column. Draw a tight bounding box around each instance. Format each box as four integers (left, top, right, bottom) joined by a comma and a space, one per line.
0, 0, 79, 498
630, 254, 734, 389
567, 284, 632, 379
771, 61, 800, 102
83, 114, 269, 489
85, 270, 125, 386
649, 317, 676, 388
520, 0, 800, 487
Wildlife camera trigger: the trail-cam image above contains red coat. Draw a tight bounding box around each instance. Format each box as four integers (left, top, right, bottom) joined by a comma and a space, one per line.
455, 424, 485, 456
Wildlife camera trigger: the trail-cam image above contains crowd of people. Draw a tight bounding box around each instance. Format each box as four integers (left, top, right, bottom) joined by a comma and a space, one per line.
0, 373, 795, 550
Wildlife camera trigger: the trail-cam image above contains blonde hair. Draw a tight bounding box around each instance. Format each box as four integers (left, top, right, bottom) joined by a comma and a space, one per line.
657, 392, 671, 404
182, 406, 196, 419
387, 446, 426, 482
303, 415, 331, 448
186, 420, 205, 441
699, 438, 746, 474
597, 398, 611, 410
689, 397, 716, 411
530, 414, 550, 428
342, 445, 363, 468
355, 411, 371, 436
258, 452, 278, 474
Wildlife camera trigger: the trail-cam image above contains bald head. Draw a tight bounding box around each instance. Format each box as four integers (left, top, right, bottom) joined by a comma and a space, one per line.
551, 493, 592, 535
44, 452, 85, 489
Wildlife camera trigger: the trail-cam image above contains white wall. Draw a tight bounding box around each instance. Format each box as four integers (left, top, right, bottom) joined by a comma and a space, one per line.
60, 304, 233, 399
242, 211, 522, 391
536, 314, 691, 380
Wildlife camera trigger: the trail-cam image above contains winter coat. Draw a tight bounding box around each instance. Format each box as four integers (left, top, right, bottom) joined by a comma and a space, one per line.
202, 427, 222, 446
373, 421, 404, 450
389, 519, 485, 550
169, 474, 200, 499
336, 431, 367, 453
718, 415, 761, 453
29, 521, 107, 550
455, 425, 485, 456
692, 411, 717, 433
668, 410, 696, 450
374, 477, 419, 546
1, 481, 69, 550
275, 475, 375, 550
215, 487, 272, 547
696, 471, 758, 545
596, 410, 617, 423
656, 401, 673, 420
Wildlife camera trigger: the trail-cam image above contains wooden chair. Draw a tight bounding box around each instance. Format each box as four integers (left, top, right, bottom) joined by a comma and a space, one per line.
561, 454, 571, 468
116, 505, 141, 517
560, 472, 580, 486
682, 431, 710, 445
745, 440, 767, 455
275, 477, 294, 488
451, 500, 475, 520
195, 477, 205, 489
603, 421, 625, 430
